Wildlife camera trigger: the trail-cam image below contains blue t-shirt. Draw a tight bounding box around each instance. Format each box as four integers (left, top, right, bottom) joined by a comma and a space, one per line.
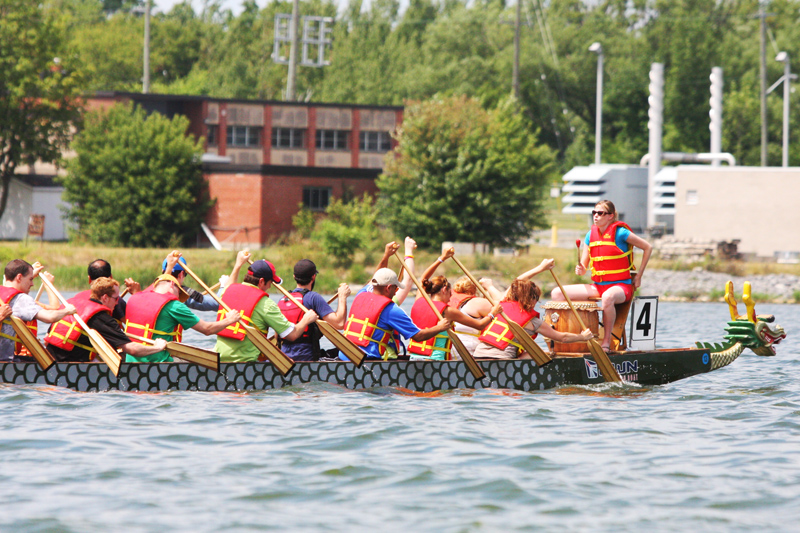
585, 226, 632, 286
339, 287, 420, 360
281, 289, 334, 361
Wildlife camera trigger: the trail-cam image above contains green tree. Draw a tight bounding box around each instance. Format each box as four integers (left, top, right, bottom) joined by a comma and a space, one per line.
313, 194, 381, 267
61, 103, 213, 246
0, 1, 84, 219
377, 95, 555, 248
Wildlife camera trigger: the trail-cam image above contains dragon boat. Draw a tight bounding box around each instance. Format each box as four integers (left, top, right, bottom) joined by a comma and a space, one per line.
0, 282, 786, 393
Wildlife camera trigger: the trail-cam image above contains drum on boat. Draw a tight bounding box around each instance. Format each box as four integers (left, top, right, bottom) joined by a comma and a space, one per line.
542, 300, 599, 354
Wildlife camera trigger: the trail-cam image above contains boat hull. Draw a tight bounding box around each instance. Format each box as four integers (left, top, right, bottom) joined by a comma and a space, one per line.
0, 348, 717, 392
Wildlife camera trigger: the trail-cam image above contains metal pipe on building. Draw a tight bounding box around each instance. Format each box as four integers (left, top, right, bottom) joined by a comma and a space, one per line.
143, 0, 151, 94
776, 52, 791, 167
647, 63, 664, 229
639, 152, 737, 167
709, 67, 723, 168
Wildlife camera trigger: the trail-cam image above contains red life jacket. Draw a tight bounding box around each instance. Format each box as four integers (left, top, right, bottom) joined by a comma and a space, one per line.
277, 288, 311, 341
589, 221, 636, 283
343, 292, 395, 357
74, 289, 91, 301
44, 298, 109, 353
216, 283, 267, 341
124, 289, 183, 342
0, 286, 37, 355
407, 298, 451, 359
448, 292, 475, 310
478, 301, 539, 350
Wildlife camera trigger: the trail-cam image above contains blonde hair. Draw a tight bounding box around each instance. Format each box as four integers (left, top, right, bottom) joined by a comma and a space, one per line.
596, 199, 618, 222
90, 277, 119, 300
503, 279, 541, 312
452, 276, 477, 296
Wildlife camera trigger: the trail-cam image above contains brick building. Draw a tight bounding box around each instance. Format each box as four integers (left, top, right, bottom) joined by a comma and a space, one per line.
88, 92, 404, 248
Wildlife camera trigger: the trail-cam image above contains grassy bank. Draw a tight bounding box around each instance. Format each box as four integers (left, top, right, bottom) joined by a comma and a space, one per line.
6, 241, 800, 296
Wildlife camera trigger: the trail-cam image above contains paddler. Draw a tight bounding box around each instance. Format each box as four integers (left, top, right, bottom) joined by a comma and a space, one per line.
160, 255, 222, 312
123, 252, 241, 362
45, 277, 167, 362
407, 248, 501, 361
550, 199, 652, 350
277, 257, 350, 361
215, 252, 318, 362
473, 279, 593, 359
63, 259, 141, 321
0, 259, 75, 362
340, 244, 451, 361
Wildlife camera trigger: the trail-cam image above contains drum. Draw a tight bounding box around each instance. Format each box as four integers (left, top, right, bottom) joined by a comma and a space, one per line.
542, 300, 599, 354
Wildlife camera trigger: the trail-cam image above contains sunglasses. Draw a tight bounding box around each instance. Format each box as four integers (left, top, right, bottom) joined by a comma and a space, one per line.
592, 210, 610, 216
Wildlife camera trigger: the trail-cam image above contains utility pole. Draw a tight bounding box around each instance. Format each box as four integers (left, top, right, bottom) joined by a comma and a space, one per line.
143, 0, 151, 94
759, 3, 768, 166
286, 0, 300, 101
512, 0, 520, 100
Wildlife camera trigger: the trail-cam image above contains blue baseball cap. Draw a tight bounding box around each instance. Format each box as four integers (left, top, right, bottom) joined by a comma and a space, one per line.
162, 256, 187, 274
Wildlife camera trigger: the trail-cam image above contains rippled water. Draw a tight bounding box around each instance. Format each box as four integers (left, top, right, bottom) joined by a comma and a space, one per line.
1, 301, 799, 532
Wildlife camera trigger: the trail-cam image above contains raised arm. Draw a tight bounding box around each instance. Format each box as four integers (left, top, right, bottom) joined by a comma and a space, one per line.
393, 237, 416, 305
516, 258, 555, 281
224, 250, 251, 288
324, 283, 351, 329
420, 247, 454, 285
375, 241, 399, 272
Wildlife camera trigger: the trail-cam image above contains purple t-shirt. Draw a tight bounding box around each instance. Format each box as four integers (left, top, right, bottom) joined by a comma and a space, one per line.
281, 289, 334, 361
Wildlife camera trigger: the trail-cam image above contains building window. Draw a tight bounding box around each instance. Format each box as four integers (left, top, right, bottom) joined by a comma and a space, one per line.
359, 131, 391, 152
226, 126, 261, 148
303, 187, 331, 211
316, 130, 349, 150
207, 125, 218, 146
272, 128, 305, 149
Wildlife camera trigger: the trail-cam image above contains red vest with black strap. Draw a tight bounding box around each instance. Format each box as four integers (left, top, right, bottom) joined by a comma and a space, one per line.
342, 292, 396, 357
277, 288, 311, 340
448, 292, 475, 310
589, 221, 635, 283
478, 301, 539, 350
407, 298, 451, 358
124, 289, 183, 342
0, 286, 38, 355
216, 283, 267, 341
44, 298, 109, 353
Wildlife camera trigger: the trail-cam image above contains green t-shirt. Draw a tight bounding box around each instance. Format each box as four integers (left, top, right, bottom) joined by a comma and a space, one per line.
215, 286, 295, 363
125, 300, 200, 363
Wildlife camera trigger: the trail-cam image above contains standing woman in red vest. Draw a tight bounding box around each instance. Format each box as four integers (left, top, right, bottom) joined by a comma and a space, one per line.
551, 199, 652, 350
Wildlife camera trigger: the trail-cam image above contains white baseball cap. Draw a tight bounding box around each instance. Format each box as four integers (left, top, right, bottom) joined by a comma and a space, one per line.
372, 268, 405, 289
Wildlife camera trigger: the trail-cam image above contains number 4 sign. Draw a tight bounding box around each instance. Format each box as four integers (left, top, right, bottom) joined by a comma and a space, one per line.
629, 296, 658, 350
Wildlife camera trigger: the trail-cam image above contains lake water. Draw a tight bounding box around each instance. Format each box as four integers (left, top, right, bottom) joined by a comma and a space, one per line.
1, 300, 799, 531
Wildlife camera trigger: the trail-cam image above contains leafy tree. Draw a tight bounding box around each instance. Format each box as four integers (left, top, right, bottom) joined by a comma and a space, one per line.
313, 194, 381, 267
61, 102, 213, 246
0, 1, 84, 219
377, 95, 556, 248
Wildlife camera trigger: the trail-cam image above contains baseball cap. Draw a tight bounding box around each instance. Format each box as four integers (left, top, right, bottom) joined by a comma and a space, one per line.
372, 267, 405, 289
293, 259, 318, 282
248, 259, 282, 284
154, 274, 190, 302
162, 256, 187, 274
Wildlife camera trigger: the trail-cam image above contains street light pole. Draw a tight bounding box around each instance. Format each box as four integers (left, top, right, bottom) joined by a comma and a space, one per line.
589, 42, 603, 165
776, 52, 791, 167
143, 0, 151, 94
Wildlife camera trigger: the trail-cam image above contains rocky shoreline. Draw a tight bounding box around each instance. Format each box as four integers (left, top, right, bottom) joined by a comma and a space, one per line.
638, 269, 800, 303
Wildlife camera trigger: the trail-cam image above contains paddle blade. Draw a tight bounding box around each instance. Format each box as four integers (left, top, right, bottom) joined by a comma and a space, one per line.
505, 319, 552, 366
317, 321, 365, 366
242, 324, 295, 376
588, 339, 622, 382
447, 330, 485, 380
11, 316, 54, 371
87, 329, 122, 376
166, 342, 220, 372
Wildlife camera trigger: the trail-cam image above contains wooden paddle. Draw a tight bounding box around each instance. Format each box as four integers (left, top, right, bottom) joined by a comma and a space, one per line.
126, 333, 220, 371
549, 270, 622, 383
38, 275, 122, 376
273, 283, 365, 366
450, 256, 552, 366
177, 258, 295, 376
267, 292, 339, 343
393, 251, 486, 380
0, 294, 54, 371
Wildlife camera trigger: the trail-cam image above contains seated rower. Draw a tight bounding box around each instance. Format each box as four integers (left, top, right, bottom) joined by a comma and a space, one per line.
124, 252, 240, 363
45, 278, 168, 362
160, 254, 221, 312
278, 258, 350, 361
67, 259, 140, 321
0, 260, 75, 363
550, 199, 652, 350
408, 248, 500, 361
215, 255, 318, 363
473, 279, 592, 360
340, 259, 451, 362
